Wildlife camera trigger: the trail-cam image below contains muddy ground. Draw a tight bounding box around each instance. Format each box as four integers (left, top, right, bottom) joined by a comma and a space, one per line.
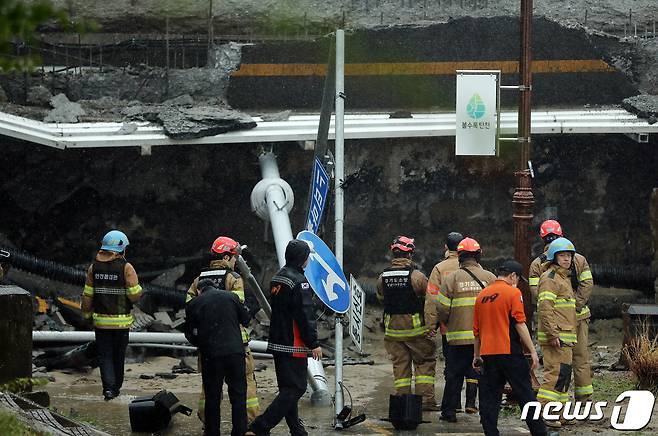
37, 313, 657, 435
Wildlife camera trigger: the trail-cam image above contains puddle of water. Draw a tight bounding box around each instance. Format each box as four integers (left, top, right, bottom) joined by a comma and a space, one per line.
43, 384, 342, 435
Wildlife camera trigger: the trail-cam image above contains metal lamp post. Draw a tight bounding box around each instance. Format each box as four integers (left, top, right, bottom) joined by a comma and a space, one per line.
513, 0, 535, 327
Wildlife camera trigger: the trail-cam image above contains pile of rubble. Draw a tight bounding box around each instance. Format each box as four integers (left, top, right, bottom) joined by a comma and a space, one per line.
27, 280, 378, 375
32, 297, 87, 332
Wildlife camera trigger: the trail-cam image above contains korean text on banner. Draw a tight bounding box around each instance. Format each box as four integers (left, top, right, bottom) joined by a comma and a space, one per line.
455, 71, 499, 156
349, 275, 366, 353
306, 157, 330, 233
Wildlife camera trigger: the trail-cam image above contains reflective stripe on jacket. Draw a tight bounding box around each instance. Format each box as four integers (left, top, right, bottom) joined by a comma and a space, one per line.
537, 265, 578, 345
436, 260, 497, 346
383, 312, 427, 338
425, 251, 459, 331
81, 252, 143, 329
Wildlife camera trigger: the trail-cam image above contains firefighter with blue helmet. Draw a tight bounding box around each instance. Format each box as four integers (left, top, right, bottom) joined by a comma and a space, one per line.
81, 230, 143, 400
536, 237, 578, 428
529, 220, 594, 403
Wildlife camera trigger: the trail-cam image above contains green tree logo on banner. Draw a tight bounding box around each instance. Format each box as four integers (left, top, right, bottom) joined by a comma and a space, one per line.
466, 93, 486, 119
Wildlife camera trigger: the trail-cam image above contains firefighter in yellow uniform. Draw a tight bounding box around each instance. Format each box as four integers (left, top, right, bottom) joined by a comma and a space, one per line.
187, 236, 260, 425
529, 220, 593, 401
81, 230, 143, 400
436, 237, 496, 422
377, 236, 438, 410
536, 237, 578, 429
425, 232, 465, 411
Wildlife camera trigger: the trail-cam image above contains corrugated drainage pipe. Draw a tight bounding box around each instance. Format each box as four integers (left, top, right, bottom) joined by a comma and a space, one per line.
0, 247, 186, 308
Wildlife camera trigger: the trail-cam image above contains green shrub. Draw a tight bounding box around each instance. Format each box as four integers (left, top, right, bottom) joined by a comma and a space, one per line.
0, 409, 44, 435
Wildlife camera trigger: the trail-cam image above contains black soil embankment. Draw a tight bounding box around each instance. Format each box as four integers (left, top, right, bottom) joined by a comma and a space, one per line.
228, 17, 638, 110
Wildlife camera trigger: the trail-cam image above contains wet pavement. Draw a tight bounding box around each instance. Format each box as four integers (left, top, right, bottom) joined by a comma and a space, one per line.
42, 364, 532, 435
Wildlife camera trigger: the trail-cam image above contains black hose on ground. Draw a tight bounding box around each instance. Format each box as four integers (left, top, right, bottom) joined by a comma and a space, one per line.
482, 259, 655, 294
0, 246, 186, 308
1, 246, 86, 285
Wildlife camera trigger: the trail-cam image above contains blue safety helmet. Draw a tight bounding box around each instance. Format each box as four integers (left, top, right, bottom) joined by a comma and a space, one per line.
100, 230, 129, 253
546, 237, 575, 261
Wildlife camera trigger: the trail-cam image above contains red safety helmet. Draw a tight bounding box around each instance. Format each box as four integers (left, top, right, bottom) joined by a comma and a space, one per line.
539, 220, 563, 238
457, 237, 481, 253
211, 236, 239, 256
390, 235, 415, 252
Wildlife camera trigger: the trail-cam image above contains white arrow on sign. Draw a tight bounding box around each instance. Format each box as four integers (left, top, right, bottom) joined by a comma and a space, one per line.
306, 240, 343, 302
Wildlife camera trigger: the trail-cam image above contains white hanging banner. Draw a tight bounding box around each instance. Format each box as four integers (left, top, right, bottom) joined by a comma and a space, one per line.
455, 70, 500, 156
348, 275, 366, 353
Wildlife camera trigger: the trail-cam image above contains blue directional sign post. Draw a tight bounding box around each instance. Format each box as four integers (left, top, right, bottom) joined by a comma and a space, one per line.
297, 230, 350, 314
306, 157, 331, 234
297, 229, 352, 427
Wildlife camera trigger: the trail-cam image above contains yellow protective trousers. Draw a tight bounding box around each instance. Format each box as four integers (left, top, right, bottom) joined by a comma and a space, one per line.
384, 335, 437, 405
573, 319, 593, 399
538, 345, 573, 405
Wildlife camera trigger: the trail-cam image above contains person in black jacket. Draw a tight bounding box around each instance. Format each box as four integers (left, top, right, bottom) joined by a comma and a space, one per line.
185, 279, 250, 436
248, 239, 322, 436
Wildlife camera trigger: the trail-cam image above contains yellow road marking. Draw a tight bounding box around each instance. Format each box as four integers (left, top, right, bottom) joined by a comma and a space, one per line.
232, 59, 615, 77
363, 419, 394, 435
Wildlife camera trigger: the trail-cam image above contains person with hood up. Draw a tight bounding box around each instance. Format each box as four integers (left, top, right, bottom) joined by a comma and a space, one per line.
248, 239, 322, 436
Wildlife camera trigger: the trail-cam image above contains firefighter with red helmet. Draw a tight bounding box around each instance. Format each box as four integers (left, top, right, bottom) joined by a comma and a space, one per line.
436, 237, 496, 422
376, 236, 439, 410
530, 220, 594, 402
187, 236, 260, 425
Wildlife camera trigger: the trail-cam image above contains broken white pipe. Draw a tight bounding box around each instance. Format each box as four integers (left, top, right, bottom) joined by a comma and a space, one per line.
32, 331, 268, 352
249, 151, 332, 406
33, 330, 327, 400
250, 152, 294, 269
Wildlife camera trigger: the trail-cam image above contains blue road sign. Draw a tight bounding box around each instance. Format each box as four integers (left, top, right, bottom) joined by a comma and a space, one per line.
297, 230, 350, 314
305, 157, 330, 234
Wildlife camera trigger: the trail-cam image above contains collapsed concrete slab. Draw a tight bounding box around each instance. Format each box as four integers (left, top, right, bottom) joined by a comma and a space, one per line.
622, 94, 658, 124
123, 104, 257, 139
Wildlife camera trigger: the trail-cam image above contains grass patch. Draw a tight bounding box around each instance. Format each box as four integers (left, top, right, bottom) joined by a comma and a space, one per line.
0, 378, 48, 394
0, 409, 44, 436
49, 406, 98, 427
592, 371, 636, 402
500, 404, 521, 418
